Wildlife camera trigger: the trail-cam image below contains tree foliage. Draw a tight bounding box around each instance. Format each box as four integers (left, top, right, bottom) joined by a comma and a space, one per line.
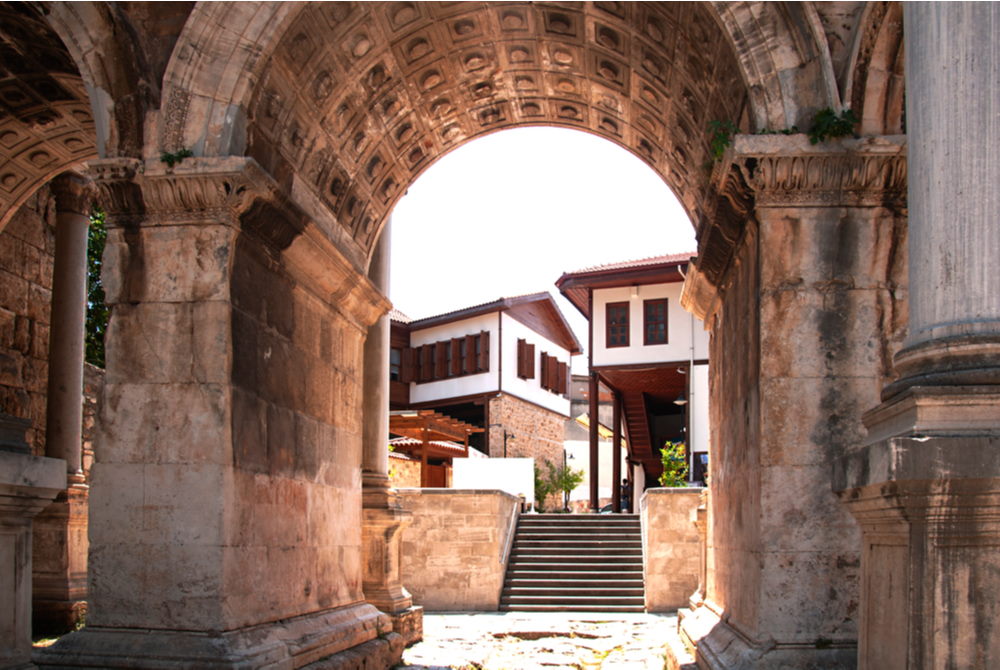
85, 209, 108, 368
546, 461, 585, 512
659, 440, 688, 487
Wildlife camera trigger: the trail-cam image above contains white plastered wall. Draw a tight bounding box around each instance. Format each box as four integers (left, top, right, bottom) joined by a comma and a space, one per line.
500, 313, 572, 417
592, 282, 708, 367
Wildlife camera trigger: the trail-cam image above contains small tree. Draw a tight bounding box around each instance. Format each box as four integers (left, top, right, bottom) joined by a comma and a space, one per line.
659, 440, 688, 487
546, 461, 584, 512
534, 461, 555, 512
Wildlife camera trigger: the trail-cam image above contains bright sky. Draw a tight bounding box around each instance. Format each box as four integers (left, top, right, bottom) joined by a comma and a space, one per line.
389, 126, 696, 372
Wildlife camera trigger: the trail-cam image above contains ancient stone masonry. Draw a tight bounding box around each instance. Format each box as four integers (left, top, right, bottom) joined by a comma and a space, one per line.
681, 133, 908, 669
0, 187, 56, 455
2, 3, 996, 669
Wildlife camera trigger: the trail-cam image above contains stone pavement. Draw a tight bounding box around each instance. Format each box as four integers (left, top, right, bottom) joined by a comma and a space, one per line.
396, 611, 686, 670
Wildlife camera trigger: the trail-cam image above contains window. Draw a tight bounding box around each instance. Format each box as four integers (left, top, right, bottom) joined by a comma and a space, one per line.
404, 331, 490, 384
390, 348, 402, 381
517, 338, 535, 379
644, 298, 668, 345
606, 301, 630, 347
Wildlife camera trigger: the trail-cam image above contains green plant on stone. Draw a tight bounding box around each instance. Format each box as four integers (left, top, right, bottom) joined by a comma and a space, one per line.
659, 440, 688, 487
159, 147, 193, 167
707, 119, 739, 161
85, 208, 108, 368
808, 108, 858, 144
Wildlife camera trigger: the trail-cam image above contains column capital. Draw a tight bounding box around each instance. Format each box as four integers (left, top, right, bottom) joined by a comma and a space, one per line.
51, 172, 96, 217
730, 134, 908, 208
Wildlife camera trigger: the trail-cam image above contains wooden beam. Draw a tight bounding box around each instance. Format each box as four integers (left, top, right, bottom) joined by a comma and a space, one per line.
612, 389, 622, 513
589, 371, 599, 512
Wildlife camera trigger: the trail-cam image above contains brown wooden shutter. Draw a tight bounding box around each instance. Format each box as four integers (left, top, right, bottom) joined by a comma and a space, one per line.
450, 338, 462, 376
464, 334, 477, 374
539, 352, 550, 390
477, 331, 490, 372
517, 339, 536, 379
400, 347, 416, 383
557, 361, 568, 394
546, 354, 558, 391
435, 340, 448, 379
419, 345, 433, 382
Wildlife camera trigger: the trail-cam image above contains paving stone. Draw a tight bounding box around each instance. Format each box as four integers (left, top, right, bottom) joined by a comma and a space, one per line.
397, 612, 675, 670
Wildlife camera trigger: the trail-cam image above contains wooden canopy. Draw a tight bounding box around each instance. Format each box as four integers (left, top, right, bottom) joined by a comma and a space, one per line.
388, 410, 483, 486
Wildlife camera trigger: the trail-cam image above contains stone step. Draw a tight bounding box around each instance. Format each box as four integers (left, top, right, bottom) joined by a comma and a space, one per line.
505, 578, 644, 589
506, 568, 643, 579
514, 539, 642, 549
510, 547, 642, 558
498, 603, 646, 613
502, 586, 646, 597
500, 595, 645, 611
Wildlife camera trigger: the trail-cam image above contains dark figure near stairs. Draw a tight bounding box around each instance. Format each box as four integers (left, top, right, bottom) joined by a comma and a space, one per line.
621, 479, 632, 513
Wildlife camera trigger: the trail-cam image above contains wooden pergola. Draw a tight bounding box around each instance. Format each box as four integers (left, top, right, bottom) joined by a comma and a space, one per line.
388, 410, 484, 486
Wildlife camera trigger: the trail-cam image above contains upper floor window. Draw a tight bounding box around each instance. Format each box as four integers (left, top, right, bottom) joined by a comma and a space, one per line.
400, 331, 490, 384
644, 298, 668, 345
390, 348, 402, 381
606, 302, 630, 348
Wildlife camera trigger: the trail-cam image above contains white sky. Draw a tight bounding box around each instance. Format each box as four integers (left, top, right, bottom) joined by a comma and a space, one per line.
389, 126, 696, 372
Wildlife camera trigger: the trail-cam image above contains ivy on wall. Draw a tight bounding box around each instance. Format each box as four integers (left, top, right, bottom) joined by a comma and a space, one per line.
85, 209, 107, 368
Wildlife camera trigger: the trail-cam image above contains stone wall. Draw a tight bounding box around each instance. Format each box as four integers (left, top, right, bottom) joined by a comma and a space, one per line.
0, 187, 55, 455
487, 393, 564, 466
397, 489, 520, 611
641, 488, 703, 612
389, 455, 421, 488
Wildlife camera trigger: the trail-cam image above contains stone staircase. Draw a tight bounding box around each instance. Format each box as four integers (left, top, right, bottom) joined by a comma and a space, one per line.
500, 513, 645, 612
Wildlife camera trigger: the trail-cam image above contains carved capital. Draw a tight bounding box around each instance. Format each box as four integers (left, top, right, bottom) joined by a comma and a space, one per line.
51, 172, 97, 217
730, 134, 907, 207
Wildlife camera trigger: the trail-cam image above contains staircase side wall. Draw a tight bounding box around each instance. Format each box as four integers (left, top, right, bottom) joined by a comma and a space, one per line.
641, 487, 704, 611
397, 489, 520, 611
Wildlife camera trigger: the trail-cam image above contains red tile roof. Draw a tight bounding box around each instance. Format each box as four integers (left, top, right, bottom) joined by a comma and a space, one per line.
566, 252, 695, 275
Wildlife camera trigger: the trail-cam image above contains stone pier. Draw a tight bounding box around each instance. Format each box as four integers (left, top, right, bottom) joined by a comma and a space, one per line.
835, 4, 1000, 668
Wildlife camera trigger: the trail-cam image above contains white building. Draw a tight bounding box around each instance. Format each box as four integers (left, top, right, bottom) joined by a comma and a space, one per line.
556, 253, 710, 509
389, 293, 581, 472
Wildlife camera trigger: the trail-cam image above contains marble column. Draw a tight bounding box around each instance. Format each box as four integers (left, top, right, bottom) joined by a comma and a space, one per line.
45, 173, 92, 481
32, 173, 93, 635
361, 219, 422, 645
836, 5, 1000, 669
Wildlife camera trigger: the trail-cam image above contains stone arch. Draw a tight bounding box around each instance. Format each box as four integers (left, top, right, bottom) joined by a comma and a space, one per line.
0, 3, 99, 231
846, 1, 905, 135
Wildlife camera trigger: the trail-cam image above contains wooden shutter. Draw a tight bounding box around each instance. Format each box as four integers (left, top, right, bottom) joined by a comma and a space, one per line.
400, 347, 416, 383
557, 361, 568, 394
419, 345, 433, 382
517, 339, 536, 379
464, 334, 477, 374
539, 352, 550, 390
477, 331, 490, 372
546, 354, 558, 391
435, 340, 448, 379
450, 338, 462, 376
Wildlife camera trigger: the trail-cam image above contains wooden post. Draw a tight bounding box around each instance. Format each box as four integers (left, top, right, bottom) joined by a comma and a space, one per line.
420, 422, 429, 487
589, 372, 599, 512
612, 389, 622, 513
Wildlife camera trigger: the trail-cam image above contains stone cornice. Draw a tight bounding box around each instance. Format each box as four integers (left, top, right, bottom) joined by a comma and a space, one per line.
86, 157, 389, 329
730, 134, 908, 207
86, 157, 280, 225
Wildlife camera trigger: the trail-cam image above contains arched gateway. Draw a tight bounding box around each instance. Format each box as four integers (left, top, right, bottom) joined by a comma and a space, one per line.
0, 3, 996, 669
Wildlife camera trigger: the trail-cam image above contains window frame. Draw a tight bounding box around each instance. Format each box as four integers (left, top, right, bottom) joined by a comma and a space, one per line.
605, 301, 630, 348
643, 298, 669, 346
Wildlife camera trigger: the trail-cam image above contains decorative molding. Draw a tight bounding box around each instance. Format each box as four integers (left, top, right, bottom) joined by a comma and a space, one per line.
732, 134, 908, 207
